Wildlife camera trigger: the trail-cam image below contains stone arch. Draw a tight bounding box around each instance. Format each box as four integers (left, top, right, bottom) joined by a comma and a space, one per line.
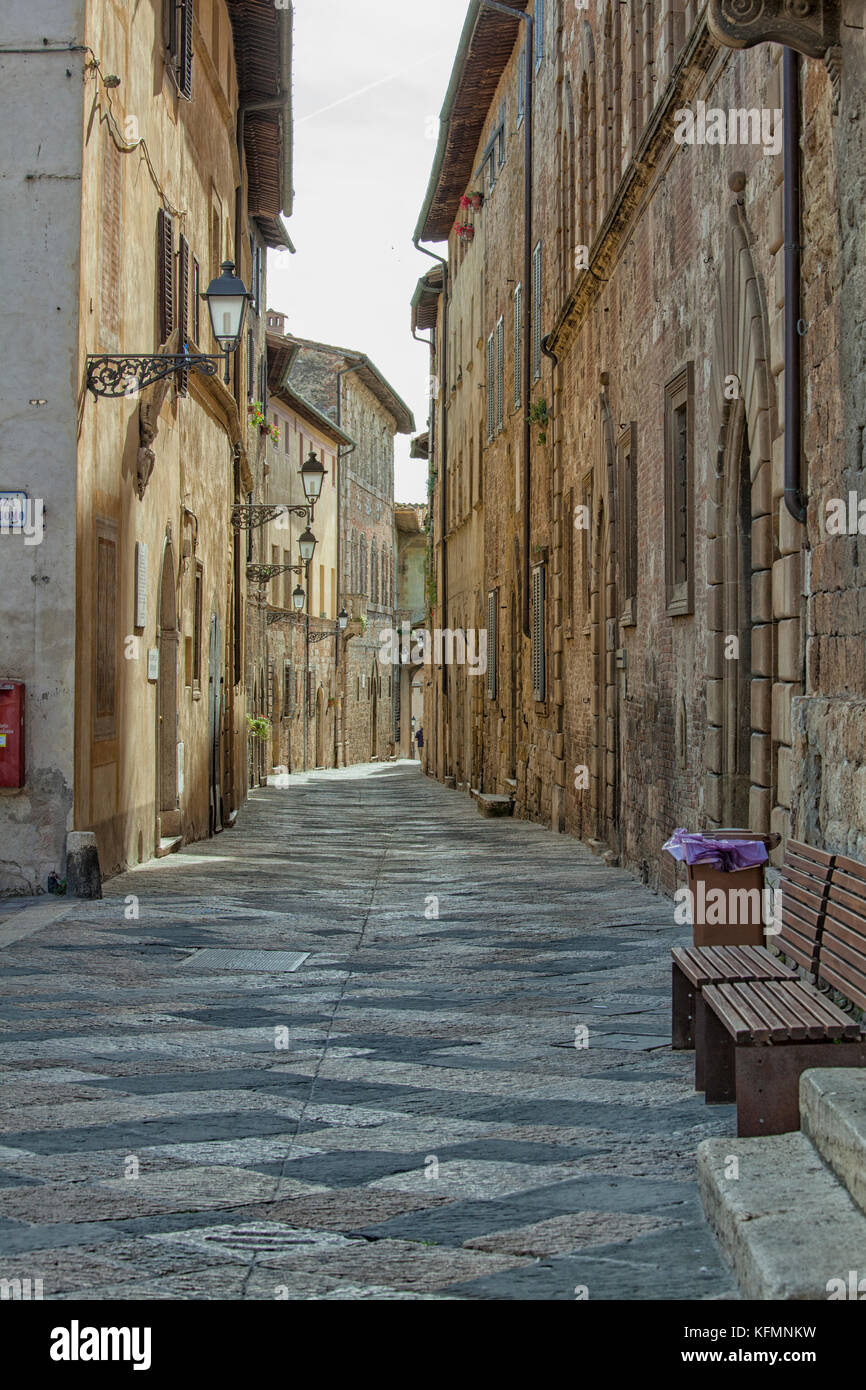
705, 204, 783, 834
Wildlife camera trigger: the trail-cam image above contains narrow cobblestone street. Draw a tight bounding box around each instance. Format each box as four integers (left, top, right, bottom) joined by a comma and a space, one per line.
0, 763, 737, 1300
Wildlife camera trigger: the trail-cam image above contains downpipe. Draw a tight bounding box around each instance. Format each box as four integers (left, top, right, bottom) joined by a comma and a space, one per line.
783, 47, 807, 524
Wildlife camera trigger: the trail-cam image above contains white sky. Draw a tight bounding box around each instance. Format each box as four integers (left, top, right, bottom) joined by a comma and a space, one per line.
268, 0, 469, 504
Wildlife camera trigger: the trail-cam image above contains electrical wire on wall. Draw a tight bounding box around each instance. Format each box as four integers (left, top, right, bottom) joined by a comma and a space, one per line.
85, 50, 188, 223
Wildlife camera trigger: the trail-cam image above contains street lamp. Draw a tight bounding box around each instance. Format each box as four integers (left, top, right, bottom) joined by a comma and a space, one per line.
300, 448, 327, 503
298, 526, 317, 564
204, 261, 251, 351
204, 260, 253, 378
338, 608, 348, 631
292, 584, 306, 612
86, 260, 253, 398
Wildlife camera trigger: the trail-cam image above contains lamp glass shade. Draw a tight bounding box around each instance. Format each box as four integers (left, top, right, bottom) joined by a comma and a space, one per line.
298, 527, 317, 564
292, 585, 305, 612
300, 449, 326, 501
338, 608, 348, 630
204, 261, 251, 352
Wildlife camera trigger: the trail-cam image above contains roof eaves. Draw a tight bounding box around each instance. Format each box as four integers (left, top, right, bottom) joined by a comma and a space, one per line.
414, 0, 526, 246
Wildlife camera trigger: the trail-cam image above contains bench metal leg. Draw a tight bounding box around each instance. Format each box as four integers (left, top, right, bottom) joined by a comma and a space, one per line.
735, 1041, 866, 1137
672, 962, 695, 1050
698, 996, 736, 1103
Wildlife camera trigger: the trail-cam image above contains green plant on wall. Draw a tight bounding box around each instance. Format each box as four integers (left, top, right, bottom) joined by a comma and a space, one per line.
246, 714, 270, 741
528, 398, 549, 445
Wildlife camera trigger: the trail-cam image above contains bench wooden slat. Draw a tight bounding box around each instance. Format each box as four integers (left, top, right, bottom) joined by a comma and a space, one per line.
716, 983, 779, 1042
702, 984, 754, 1042
779, 981, 862, 1038
833, 854, 866, 882
787, 841, 835, 869
745, 980, 811, 1040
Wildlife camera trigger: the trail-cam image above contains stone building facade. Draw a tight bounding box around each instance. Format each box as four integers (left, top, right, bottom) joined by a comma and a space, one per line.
287, 338, 415, 764
252, 318, 352, 773
414, 0, 865, 885
395, 504, 428, 758
0, 0, 293, 892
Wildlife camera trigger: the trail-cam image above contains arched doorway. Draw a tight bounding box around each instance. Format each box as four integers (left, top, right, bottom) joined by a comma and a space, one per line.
157, 539, 179, 841
208, 612, 222, 835
720, 405, 753, 825
315, 686, 324, 767
370, 668, 378, 761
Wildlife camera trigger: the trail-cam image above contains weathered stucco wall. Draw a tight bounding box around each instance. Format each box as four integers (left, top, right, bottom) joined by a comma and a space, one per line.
0, 1, 87, 893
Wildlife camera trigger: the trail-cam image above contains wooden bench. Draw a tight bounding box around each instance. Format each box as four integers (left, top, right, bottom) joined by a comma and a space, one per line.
672, 841, 834, 1089
699, 850, 866, 1136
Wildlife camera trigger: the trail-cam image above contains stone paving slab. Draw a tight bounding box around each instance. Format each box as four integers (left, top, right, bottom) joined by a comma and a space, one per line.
0, 762, 735, 1299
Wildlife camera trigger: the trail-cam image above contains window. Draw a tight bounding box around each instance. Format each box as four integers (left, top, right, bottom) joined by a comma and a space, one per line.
157, 208, 174, 345
497, 100, 506, 169
166, 0, 194, 100
496, 316, 505, 434
283, 549, 291, 609
247, 328, 255, 399
534, 0, 545, 71
192, 561, 203, 687
531, 563, 546, 702
486, 589, 498, 699
94, 520, 118, 741
284, 662, 294, 716
664, 364, 694, 615
517, 49, 526, 125
246, 491, 253, 562
192, 255, 200, 343
532, 241, 542, 380
487, 331, 496, 441
249, 236, 264, 316
513, 284, 522, 408
283, 420, 290, 454
618, 422, 637, 623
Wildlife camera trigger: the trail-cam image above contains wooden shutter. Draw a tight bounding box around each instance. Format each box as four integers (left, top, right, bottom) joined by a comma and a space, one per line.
496, 317, 505, 433
487, 332, 495, 441
535, 0, 544, 68
513, 284, 522, 408
532, 242, 542, 379
193, 563, 203, 685
177, 234, 190, 394
486, 589, 498, 700
178, 0, 194, 99
531, 564, 545, 702
157, 209, 174, 344
192, 255, 200, 343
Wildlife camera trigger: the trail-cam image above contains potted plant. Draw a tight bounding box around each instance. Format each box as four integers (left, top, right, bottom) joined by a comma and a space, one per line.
469, 190, 483, 210
246, 714, 270, 742
455, 223, 475, 243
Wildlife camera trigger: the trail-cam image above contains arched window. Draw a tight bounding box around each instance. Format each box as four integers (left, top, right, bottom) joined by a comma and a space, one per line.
562, 79, 575, 297
577, 23, 597, 250
371, 539, 379, 606
360, 536, 368, 596
350, 529, 358, 591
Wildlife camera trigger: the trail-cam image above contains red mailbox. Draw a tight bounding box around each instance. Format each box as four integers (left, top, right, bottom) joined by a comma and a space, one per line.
0, 682, 24, 788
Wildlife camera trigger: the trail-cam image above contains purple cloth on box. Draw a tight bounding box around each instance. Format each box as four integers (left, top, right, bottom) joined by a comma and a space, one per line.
662, 828, 768, 873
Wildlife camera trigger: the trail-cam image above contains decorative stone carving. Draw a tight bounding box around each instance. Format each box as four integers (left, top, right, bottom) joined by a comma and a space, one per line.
707, 0, 840, 60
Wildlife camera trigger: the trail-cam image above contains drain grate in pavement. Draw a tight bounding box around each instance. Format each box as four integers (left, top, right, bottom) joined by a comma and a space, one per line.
180, 949, 309, 972
150, 1223, 357, 1260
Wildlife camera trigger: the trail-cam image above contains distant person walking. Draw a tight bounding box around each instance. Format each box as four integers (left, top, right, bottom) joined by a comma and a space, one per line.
415, 725, 424, 758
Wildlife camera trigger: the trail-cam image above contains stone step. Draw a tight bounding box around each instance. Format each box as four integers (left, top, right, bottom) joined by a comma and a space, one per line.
801, 1068, 866, 1217
472, 792, 515, 818
155, 836, 182, 858
698, 1132, 866, 1299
